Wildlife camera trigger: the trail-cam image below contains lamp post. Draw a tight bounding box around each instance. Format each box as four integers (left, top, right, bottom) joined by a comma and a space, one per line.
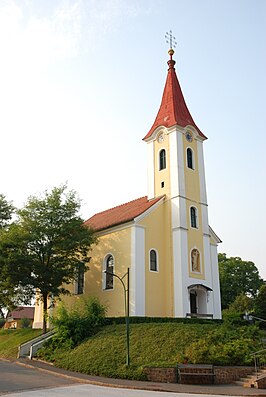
104, 268, 130, 366
243, 313, 266, 376
243, 312, 266, 323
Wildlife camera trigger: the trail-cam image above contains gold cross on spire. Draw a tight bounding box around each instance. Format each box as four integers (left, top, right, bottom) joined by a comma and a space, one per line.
165, 30, 177, 50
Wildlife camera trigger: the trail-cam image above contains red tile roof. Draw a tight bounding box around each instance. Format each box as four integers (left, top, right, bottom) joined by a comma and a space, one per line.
143, 51, 207, 140
7, 307, 35, 320
85, 196, 163, 232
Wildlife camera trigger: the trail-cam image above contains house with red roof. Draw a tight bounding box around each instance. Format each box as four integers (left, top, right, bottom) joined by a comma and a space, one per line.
5, 307, 35, 329
33, 46, 221, 327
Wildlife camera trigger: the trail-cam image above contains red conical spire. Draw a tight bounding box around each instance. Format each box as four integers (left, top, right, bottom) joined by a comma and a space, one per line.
143, 49, 207, 140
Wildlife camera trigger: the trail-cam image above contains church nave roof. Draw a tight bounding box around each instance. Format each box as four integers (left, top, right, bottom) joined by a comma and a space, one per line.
85, 195, 163, 232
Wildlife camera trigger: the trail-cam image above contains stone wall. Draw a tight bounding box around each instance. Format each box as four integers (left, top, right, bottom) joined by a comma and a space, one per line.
256, 375, 266, 389
214, 366, 254, 384
143, 365, 254, 384
143, 367, 177, 383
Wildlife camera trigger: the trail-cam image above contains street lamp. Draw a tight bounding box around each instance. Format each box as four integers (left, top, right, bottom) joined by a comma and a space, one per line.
103, 268, 130, 366
243, 313, 266, 377
243, 312, 266, 323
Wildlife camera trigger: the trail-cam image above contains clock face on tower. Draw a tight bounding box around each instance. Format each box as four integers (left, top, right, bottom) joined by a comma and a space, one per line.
158, 133, 164, 143
185, 132, 193, 142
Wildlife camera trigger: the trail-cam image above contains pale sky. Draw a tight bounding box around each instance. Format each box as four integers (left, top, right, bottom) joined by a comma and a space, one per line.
0, 0, 265, 279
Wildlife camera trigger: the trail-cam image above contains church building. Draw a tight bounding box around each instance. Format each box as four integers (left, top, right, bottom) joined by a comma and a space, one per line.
33, 47, 222, 328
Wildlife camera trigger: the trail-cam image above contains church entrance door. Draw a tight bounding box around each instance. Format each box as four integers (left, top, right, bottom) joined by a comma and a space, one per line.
190, 292, 197, 314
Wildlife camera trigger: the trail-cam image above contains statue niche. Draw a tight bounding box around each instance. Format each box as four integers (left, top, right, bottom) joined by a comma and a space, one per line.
191, 248, 200, 272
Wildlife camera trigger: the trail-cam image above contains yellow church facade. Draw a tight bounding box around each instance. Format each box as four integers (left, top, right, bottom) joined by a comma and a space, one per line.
33, 48, 221, 327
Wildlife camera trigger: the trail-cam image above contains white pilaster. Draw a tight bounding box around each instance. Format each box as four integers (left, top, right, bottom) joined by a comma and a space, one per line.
170, 127, 189, 317
169, 130, 178, 198
171, 196, 187, 230
201, 204, 210, 236
203, 235, 214, 315
169, 128, 186, 198
131, 225, 145, 316
147, 141, 155, 199
172, 228, 189, 317
210, 244, 222, 319
197, 140, 207, 205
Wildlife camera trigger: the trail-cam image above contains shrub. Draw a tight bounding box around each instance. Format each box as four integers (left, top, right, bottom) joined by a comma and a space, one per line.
105, 316, 222, 325
184, 337, 255, 365
20, 318, 31, 328
222, 309, 246, 326
49, 297, 106, 349
182, 323, 262, 365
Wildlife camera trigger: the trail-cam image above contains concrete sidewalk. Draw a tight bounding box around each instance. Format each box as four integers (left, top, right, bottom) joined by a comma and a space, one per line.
15, 358, 266, 396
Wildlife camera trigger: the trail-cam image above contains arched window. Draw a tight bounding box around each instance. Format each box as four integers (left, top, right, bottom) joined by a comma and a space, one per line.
150, 249, 158, 272
75, 263, 85, 295
187, 148, 193, 169
105, 254, 114, 290
159, 149, 166, 170
190, 206, 198, 228
191, 248, 200, 272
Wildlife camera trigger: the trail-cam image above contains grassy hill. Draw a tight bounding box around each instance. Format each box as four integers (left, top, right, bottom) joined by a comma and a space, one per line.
37, 321, 265, 380
1, 321, 265, 380
0, 329, 42, 358
41, 322, 215, 380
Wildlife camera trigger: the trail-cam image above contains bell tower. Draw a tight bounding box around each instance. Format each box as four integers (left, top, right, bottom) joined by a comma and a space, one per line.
143, 40, 221, 319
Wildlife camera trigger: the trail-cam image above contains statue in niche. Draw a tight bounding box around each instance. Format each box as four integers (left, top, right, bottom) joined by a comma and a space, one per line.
191, 248, 200, 272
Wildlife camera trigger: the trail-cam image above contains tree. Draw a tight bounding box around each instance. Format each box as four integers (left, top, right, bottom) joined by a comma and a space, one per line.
0, 194, 17, 314
0, 185, 96, 333
0, 226, 33, 310
0, 194, 14, 229
218, 253, 264, 309
228, 293, 254, 314
254, 284, 266, 320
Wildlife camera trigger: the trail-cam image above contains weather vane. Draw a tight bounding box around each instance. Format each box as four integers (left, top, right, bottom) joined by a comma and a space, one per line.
165, 30, 177, 50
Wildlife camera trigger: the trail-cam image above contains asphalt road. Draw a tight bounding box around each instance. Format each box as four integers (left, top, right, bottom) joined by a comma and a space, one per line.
0, 359, 79, 395
0, 382, 242, 397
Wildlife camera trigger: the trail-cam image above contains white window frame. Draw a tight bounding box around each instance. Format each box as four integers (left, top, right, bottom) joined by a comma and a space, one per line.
149, 248, 159, 272
190, 206, 198, 229
103, 253, 115, 291
74, 265, 85, 295
186, 147, 195, 170
159, 148, 166, 171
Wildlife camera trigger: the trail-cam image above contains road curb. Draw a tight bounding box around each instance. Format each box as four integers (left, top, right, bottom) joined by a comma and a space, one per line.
13, 359, 176, 394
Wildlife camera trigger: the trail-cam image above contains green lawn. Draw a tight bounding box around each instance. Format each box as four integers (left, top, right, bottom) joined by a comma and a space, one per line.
0, 329, 42, 358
